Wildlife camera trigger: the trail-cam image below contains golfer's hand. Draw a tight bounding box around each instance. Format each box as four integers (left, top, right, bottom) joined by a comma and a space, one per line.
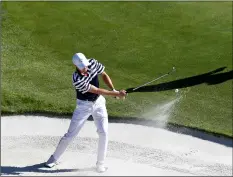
113, 89, 127, 99
118, 90, 127, 99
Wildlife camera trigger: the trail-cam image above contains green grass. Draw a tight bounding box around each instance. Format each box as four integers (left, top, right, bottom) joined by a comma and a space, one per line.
1, 2, 232, 136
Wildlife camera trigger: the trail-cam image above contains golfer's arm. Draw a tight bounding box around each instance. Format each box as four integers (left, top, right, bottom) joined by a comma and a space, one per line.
101, 71, 115, 90
88, 85, 119, 96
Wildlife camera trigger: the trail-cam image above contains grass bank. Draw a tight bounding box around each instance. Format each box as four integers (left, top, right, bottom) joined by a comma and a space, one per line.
1, 2, 232, 136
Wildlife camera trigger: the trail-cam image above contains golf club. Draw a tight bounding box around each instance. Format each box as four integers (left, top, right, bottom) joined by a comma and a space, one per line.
127, 67, 176, 93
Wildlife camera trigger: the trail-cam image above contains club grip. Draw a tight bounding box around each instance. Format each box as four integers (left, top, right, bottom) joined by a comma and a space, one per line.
125, 88, 134, 93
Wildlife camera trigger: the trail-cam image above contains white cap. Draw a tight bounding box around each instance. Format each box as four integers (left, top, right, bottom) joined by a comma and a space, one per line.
72, 53, 90, 69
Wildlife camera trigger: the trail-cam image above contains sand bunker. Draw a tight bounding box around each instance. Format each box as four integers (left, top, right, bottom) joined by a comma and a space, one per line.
1, 115, 232, 176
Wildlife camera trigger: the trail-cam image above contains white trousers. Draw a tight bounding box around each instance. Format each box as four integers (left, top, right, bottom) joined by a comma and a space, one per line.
52, 95, 108, 165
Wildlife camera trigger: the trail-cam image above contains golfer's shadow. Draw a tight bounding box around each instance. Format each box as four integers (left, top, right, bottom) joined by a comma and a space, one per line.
1, 162, 95, 175
126, 67, 233, 93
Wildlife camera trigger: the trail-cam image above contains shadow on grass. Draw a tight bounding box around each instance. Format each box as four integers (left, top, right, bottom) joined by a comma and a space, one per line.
1, 163, 80, 176
126, 67, 233, 93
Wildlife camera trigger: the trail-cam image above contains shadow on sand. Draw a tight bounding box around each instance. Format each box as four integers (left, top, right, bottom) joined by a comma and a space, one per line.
1, 163, 96, 175
0, 163, 79, 175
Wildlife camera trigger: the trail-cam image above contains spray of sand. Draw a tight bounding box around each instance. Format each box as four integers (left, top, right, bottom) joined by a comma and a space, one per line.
141, 94, 182, 129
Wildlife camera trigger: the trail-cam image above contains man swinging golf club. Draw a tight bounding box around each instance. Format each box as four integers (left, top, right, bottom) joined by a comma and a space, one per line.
44, 52, 126, 173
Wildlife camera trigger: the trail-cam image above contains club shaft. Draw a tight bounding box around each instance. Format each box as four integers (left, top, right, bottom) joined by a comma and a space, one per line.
133, 73, 168, 91
132, 68, 175, 91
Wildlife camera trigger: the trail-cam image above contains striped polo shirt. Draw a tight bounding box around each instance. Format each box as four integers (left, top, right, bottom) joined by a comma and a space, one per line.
72, 58, 105, 100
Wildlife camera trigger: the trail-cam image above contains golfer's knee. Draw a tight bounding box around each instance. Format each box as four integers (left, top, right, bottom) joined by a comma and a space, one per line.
97, 129, 108, 137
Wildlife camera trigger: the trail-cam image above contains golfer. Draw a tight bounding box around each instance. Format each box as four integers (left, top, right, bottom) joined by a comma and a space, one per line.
45, 53, 126, 172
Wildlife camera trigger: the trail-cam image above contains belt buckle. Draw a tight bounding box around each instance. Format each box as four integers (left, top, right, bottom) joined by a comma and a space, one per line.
87, 97, 95, 102
85, 95, 99, 102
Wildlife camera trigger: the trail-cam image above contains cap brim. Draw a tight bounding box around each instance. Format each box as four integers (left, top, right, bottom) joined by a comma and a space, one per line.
76, 60, 90, 70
